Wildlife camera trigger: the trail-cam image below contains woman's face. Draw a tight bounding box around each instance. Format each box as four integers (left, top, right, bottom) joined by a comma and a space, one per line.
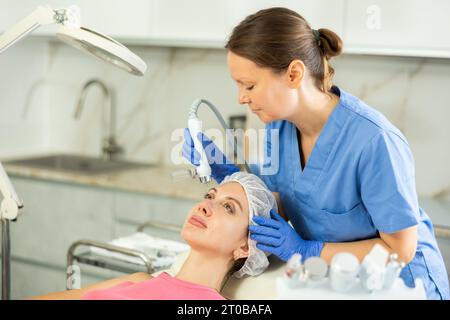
181, 181, 250, 260
227, 50, 299, 123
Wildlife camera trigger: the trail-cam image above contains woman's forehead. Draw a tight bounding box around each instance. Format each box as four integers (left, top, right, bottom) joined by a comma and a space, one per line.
227, 52, 280, 84
227, 52, 259, 76
215, 182, 243, 198
215, 182, 249, 211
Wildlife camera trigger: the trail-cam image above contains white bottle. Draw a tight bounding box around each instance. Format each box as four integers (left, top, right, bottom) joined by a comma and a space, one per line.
188, 117, 212, 183
359, 244, 389, 293
283, 253, 306, 288
383, 253, 405, 290
329, 252, 360, 293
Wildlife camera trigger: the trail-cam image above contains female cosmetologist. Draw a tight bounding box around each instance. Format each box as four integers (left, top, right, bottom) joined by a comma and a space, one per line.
182, 7, 449, 299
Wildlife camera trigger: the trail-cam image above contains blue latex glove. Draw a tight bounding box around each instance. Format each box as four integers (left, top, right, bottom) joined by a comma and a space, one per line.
182, 128, 240, 184
249, 209, 324, 262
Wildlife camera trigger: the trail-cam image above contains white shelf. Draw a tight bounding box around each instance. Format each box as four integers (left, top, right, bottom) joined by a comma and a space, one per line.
276, 277, 426, 300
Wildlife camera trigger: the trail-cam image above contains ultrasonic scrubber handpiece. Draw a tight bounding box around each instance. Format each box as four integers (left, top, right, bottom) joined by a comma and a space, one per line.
188, 99, 212, 184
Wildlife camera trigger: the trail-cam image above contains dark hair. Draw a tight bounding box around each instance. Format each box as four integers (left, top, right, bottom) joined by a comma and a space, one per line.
228, 257, 247, 276
225, 7, 343, 92
220, 257, 247, 293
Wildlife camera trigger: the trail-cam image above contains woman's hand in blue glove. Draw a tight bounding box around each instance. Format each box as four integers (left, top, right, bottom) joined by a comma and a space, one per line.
249, 209, 324, 262
182, 128, 240, 184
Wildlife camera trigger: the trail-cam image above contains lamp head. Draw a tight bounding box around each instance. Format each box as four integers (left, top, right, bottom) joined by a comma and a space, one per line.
56, 26, 147, 76
0, 5, 147, 76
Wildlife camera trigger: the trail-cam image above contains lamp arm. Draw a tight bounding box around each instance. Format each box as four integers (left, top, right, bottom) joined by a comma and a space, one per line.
0, 5, 57, 54
0, 163, 23, 220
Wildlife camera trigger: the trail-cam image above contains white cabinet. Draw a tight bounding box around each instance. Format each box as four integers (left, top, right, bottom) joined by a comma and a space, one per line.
144, 0, 345, 48
0, 0, 51, 35
344, 0, 450, 58
112, 189, 195, 243
0, 0, 86, 36
147, 0, 229, 43
75, 0, 152, 39
0, 0, 152, 38
9, 177, 114, 266
113, 190, 195, 228
3, 0, 450, 58
8, 258, 112, 299
226, 0, 345, 40
6, 176, 115, 298
1, 0, 346, 42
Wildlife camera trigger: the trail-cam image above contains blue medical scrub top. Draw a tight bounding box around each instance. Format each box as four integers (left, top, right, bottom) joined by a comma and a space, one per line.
254, 86, 449, 300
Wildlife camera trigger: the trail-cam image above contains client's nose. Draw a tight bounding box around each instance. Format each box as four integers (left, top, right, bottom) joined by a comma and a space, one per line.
199, 200, 213, 217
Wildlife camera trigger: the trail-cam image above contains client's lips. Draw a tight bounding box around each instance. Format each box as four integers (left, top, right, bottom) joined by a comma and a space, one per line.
188, 215, 207, 229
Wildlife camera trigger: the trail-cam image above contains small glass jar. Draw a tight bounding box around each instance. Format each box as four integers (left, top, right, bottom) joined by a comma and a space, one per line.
329, 252, 360, 293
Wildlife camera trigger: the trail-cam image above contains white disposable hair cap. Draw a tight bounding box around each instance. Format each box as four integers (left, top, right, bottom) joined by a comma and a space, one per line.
220, 171, 278, 278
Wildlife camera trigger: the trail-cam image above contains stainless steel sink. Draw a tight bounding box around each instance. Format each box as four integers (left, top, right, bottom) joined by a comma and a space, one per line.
4, 154, 154, 175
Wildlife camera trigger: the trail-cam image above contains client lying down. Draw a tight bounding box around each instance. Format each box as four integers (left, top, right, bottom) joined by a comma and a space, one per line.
30, 172, 277, 300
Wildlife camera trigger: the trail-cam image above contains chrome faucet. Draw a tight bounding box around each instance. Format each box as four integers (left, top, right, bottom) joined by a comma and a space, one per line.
73, 78, 123, 160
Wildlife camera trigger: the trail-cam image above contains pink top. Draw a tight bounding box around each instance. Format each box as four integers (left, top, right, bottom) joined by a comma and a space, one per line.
81, 272, 225, 300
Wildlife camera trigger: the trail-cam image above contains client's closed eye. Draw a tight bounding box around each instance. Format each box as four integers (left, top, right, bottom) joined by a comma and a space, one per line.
223, 202, 235, 214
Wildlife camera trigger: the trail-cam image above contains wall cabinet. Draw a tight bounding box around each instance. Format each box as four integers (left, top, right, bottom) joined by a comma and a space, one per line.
0, 0, 151, 38
0, 0, 37, 34
144, 0, 345, 47
2, 0, 449, 58
226, 0, 345, 40
9, 177, 114, 265
146, 0, 229, 43
344, 0, 450, 58
74, 0, 152, 39
1, 0, 345, 48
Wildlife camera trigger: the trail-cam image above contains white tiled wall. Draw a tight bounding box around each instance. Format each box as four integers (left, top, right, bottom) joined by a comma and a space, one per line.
0, 39, 449, 198
42, 42, 244, 165
332, 55, 450, 197
0, 39, 49, 158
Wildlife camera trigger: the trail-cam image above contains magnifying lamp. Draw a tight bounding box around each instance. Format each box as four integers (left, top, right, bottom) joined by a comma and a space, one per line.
0, 5, 147, 75
0, 163, 23, 300
0, 4, 147, 300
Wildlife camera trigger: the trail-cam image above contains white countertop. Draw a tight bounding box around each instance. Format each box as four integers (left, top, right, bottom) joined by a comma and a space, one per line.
276, 277, 426, 300
3, 163, 212, 201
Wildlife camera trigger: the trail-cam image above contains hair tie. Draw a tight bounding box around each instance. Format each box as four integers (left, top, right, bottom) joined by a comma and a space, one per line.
312, 29, 321, 41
